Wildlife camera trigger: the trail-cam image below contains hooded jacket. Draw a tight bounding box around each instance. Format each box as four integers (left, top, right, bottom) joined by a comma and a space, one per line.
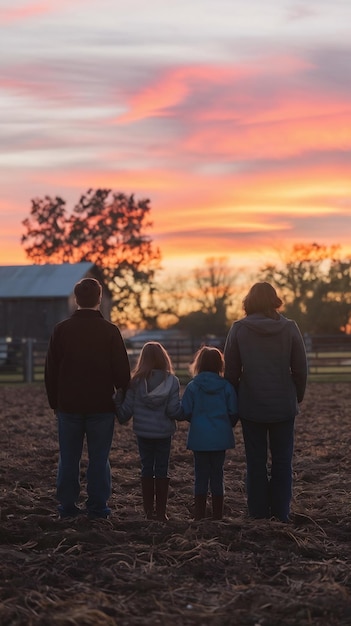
114, 369, 182, 438
224, 313, 308, 423
181, 371, 237, 451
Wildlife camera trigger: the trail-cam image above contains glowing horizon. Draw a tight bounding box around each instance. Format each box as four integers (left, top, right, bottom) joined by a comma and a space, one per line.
1, 1, 351, 275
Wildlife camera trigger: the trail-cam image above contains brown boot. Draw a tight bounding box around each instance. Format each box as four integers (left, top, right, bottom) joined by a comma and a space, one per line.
141, 477, 155, 520
212, 495, 224, 520
155, 478, 170, 521
194, 494, 207, 521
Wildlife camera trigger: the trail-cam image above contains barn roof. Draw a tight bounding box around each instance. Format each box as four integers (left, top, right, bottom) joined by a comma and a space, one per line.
0, 263, 95, 298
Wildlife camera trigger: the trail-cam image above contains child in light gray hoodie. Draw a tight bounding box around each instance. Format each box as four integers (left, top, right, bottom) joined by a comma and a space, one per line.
114, 341, 182, 521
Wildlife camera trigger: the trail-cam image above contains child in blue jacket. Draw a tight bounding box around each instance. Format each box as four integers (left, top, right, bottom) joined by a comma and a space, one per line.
181, 346, 238, 521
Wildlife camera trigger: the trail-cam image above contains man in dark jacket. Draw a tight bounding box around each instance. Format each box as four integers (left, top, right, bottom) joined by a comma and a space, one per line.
45, 277, 130, 519
224, 282, 307, 522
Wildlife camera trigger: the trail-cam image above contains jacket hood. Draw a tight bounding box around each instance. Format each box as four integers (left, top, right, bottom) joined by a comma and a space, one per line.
239, 313, 290, 336
139, 370, 175, 407
192, 371, 227, 394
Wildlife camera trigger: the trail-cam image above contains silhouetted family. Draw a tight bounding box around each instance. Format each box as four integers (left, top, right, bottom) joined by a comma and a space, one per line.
44, 278, 308, 523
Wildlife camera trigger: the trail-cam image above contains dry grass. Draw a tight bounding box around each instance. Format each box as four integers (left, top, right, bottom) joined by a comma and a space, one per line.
1, 383, 351, 625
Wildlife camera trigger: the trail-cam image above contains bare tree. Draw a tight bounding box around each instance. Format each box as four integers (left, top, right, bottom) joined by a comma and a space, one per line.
260, 243, 351, 333
155, 257, 242, 336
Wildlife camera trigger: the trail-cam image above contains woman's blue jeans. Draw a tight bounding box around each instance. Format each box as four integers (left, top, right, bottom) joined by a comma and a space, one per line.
241, 418, 295, 522
137, 436, 171, 478
193, 450, 226, 496
56, 411, 115, 518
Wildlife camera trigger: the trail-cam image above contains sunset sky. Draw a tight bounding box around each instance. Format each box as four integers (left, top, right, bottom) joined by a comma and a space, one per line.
1, 0, 351, 275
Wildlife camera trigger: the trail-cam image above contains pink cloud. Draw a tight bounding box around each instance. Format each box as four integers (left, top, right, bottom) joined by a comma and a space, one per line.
3, 44, 351, 269
0, 0, 84, 24
182, 98, 351, 161
115, 65, 258, 124
0, 2, 51, 23
115, 56, 312, 124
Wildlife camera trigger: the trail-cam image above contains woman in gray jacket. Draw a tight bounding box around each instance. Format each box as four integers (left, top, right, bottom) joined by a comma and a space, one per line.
114, 342, 182, 521
224, 282, 307, 522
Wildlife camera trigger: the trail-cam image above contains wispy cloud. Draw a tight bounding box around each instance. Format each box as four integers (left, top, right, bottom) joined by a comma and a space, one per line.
1, 0, 351, 270
0, 2, 50, 23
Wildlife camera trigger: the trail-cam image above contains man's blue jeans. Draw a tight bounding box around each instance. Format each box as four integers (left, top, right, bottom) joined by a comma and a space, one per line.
56, 412, 115, 518
193, 450, 226, 496
137, 436, 171, 478
241, 418, 295, 522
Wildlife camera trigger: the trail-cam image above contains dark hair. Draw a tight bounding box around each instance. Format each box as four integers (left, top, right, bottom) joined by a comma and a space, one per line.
190, 346, 224, 377
74, 278, 102, 308
132, 342, 174, 381
243, 282, 282, 318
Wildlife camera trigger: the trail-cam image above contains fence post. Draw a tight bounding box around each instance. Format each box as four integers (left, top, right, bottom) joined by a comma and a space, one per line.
25, 338, 34, 383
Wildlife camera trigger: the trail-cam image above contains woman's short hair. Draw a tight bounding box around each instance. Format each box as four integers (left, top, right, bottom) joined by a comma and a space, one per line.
243, 282, 282, 317
74, 278, 102, 308
190, 346, 224, 377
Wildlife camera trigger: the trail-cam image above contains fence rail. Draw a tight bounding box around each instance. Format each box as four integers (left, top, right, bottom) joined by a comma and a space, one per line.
0, 338, 48, 383
303, 334, 351, 380
0, 337, 199, 384
1, 335, 351, 384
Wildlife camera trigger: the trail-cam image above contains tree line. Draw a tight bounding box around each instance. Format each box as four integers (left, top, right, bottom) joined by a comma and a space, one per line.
21, 189, 351, 335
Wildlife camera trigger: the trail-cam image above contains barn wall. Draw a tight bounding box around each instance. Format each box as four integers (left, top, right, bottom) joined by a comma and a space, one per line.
0, 294, 112, 341
0, 298, 70, 340
0, 266, 112, 340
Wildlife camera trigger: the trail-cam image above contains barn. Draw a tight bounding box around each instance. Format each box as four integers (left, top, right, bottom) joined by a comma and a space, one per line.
0, 263, 112, 340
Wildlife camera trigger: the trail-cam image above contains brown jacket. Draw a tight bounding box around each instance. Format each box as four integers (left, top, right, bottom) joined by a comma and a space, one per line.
45, 309, 130, 413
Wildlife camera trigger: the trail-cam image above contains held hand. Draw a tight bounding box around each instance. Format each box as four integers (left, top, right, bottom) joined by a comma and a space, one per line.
112, 388, 124, 406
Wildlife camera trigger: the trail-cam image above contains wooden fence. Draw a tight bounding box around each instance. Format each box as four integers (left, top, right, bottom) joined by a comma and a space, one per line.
0, 337, 199, 384
304, 334, 351, 381
1, 334, 351, 384
0, 338, 48, 384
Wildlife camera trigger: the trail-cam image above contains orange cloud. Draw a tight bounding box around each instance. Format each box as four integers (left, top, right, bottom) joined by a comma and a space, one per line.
29, 160, 351, 223
0, 245, 28, 266
183, 110, 351, 160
